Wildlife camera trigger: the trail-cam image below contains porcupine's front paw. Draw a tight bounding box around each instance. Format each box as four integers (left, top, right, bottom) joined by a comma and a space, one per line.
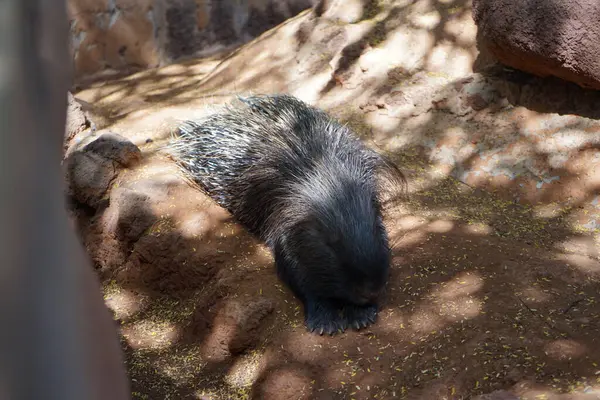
304, 299, 348, 336
343, 304, 378, 331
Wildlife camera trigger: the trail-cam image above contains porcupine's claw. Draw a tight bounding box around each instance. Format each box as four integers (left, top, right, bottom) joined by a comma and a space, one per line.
305, 299, 346, 336
344, 304, 378, 331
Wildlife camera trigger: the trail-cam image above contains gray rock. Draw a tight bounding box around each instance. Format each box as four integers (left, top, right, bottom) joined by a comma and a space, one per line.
64, 151, 117, 208
81, 132, 142, 167
64, 133, 142, 208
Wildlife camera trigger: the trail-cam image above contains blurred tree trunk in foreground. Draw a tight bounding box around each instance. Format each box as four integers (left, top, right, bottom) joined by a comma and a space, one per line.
0, 0, 130, 399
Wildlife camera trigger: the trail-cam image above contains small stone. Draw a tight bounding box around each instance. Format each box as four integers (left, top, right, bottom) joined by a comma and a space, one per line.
82, 132, 142, 167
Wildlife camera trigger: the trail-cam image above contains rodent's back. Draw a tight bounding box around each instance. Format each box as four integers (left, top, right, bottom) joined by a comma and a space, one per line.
228, 96, 382, 243
169, 95, 378, 238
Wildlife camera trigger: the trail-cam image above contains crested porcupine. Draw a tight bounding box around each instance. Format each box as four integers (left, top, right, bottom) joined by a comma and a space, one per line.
165, 94, 406, 335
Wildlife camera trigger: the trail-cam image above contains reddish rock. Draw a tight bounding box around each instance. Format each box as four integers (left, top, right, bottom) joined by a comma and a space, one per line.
473, 0, 600, 90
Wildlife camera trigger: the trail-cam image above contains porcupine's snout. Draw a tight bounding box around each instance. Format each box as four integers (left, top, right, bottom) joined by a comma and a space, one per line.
351, 282, 385, 306
358, 290, 380, 305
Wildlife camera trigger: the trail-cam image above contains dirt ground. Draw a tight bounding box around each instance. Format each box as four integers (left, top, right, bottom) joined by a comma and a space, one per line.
67, 1, 600, 399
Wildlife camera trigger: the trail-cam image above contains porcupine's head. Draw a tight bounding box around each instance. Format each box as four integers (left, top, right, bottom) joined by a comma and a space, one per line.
320, 201, 390, 307
285, 156, 392, 308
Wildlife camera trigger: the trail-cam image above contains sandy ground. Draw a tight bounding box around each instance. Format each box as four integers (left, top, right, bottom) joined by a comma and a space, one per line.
68, 1, 600, 399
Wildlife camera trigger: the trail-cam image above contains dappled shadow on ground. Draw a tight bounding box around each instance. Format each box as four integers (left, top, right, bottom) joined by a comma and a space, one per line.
361, 67, 600, 235
71, 145, 600, 399
70, 153, 288, 398
68, 0, 600, 398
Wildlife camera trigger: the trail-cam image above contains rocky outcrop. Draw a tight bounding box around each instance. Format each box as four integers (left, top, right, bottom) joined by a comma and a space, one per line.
67, 0, 313, 80
473, 0, 600, 90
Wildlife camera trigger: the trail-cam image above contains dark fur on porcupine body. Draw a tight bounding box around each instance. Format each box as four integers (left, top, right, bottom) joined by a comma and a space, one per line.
166, 94, 405, 335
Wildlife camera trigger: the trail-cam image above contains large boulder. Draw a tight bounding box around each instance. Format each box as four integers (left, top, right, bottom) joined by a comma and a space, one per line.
473, 0, 600, 90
